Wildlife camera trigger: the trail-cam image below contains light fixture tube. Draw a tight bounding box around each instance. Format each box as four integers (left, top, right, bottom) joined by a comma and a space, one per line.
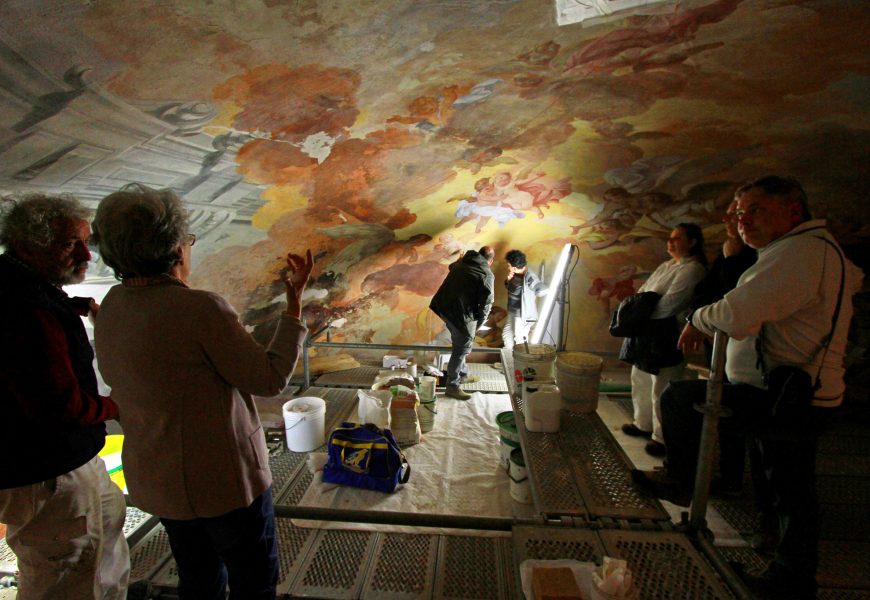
529, 242, 574, 345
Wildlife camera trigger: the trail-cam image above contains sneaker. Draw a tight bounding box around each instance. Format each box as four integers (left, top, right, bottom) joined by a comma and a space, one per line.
444, 385, 472, 400
621, 423, 652, 438
460, 375, 480, 384
644, 440, 667, 457
631, 468, 692, 507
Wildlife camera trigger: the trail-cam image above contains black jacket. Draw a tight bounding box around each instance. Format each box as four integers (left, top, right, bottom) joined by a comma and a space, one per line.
609, 291, 661, 337
430, 251, 494, 329
611, 291, 682, 374
618, 316, 684, 374
1, 253, 110, 488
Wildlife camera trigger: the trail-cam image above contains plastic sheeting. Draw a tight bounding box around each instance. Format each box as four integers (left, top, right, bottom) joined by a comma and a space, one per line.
295, 392, 535, 533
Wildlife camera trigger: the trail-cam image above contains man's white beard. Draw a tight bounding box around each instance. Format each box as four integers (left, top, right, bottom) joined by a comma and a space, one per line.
59, 262, 88, 285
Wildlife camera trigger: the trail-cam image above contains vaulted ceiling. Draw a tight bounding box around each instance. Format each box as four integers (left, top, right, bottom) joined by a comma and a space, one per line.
1, 0, 867, 349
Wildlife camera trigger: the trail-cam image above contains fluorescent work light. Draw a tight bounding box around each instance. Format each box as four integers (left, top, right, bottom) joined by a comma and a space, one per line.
530, 242, 575, 345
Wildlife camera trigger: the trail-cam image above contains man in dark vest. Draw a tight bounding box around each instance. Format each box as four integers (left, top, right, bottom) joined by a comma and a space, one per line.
0, 194, 129, 598
430, 246, 495, 400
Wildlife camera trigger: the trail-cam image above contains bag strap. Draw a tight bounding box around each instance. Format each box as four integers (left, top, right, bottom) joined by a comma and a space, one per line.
757, 235, 846, 390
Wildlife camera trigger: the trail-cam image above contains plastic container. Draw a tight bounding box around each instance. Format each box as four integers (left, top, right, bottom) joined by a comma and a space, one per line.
556, 352, 604, 414
417, 397, 437, 433
499, 435, 521, 472
513, 344, 556, 385
419, 375, 436, 401
524, 382, 562, 432
282, 396, 327, 452
496, 411, 520, 443
509, 448, 532, 504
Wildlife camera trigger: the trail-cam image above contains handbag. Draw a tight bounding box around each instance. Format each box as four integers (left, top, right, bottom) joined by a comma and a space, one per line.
765, 365, 815, 418
322, 422, 410, 493
759, 235, 845, 422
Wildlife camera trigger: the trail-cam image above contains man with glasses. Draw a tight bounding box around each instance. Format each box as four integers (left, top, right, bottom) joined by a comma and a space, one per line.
632, 176, 862, 599
0, 194, 129, 598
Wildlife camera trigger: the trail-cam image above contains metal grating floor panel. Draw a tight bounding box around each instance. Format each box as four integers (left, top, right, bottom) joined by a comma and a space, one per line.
598, 529, 736, 600
0, 538, 16, 575
314, 366, 382, 389
312, 362, 509, 394
513, 524, 603, 563
290, 528, 378, 598
128, 524, 173, 583
435, 534, 511, 600
270, 447, 308, 497
518, 423, 588, 517
500, 348, 518, 399
561, 412, 668, 521
362, 532, 439, 599
463, 363, 509, 393
275, 517, 320, 591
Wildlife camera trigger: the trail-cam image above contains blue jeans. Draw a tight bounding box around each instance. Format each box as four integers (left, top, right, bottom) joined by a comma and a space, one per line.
160, 488, 278, 600
444, 319, 475, 387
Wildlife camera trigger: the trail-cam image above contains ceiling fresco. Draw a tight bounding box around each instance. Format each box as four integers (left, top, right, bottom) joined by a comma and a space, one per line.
0, 0, 867, 353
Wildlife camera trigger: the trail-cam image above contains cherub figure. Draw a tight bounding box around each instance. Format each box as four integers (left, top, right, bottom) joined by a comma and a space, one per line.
493, 170, 571, 219
452, 176, 525, 233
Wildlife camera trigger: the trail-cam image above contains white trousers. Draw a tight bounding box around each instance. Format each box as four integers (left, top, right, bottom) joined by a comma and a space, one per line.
630, 363, 686, 444
502, 314, 532, 350
0, 456, 130, 600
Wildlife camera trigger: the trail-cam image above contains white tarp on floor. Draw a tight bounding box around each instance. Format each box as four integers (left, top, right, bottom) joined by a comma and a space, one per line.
295, 392, 534, 533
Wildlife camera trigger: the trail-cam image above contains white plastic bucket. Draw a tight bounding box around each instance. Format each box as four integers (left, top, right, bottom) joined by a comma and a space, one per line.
417, 397, 437, 433
513, 344, 556, 385
509, 448, 532, 504
556, 352, 603, 414
282, 396, 326, 452
419, 376, 436, 401
499, 435, 521, 472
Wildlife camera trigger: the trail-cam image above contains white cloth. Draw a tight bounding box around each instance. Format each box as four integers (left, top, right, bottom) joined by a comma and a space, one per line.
630, 363, 685, 443
0, 456, 130, 600
638, 256, 706, 319
296, 393, 533, 533
693, 220, 863, 406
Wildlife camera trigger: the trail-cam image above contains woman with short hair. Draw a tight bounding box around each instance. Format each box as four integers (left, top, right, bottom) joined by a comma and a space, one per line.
92, 183, 311, 600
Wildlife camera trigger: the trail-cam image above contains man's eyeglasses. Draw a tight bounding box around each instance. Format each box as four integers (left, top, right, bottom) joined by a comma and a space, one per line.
184, 233, 197, 247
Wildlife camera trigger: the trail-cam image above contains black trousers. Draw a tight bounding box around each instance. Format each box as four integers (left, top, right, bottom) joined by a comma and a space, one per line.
160, 487, 279, 600
660, 380, 827, 593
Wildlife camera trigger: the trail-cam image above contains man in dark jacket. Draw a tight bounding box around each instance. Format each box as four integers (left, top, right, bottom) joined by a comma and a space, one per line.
430, 246, 495, 399
0, 194, 129, 598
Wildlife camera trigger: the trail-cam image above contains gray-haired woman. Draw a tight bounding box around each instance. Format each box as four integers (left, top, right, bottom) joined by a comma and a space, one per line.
92, 183, 311, 600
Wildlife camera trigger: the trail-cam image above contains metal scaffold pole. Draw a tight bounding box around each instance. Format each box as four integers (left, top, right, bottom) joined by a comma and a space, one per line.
689, 329, 729, 530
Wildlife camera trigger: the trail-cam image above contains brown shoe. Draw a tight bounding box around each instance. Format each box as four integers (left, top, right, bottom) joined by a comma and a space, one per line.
445, 385, 472, 400
631, 469, 692, 507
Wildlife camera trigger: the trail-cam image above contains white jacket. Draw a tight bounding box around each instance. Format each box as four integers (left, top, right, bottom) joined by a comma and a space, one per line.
507, 269, 549, 322
692, 220, 863, 407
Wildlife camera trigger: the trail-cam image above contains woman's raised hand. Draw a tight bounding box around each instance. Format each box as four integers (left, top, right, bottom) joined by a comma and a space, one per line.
282, 249, 313, 318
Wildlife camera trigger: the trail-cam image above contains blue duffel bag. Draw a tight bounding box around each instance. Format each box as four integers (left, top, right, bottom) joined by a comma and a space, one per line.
322, 422, 410, 493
